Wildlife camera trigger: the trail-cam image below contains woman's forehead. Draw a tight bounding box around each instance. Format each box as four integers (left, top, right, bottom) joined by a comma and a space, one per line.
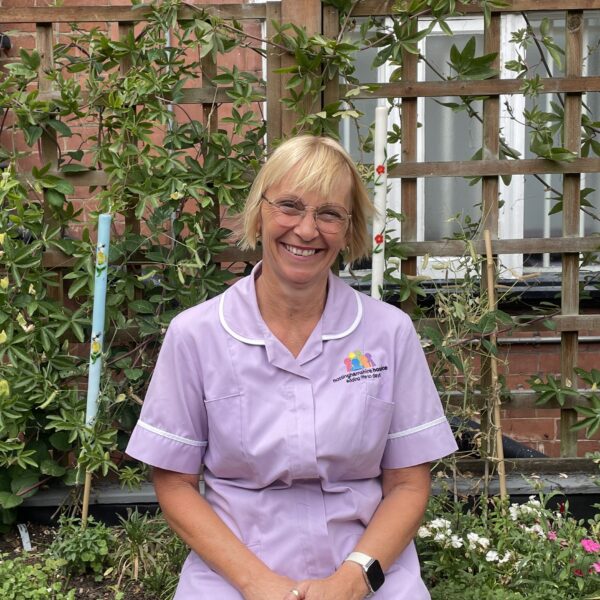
268, 170, 353, 204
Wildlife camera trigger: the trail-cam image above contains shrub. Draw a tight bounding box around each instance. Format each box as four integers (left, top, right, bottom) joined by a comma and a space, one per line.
0, 553, 75, 600
49, 515, 116, 580
418, 494, 600, 600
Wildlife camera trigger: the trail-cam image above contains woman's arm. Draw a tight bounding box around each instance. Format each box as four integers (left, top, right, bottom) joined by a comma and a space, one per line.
153, 467, 296, 600
288, 463, 431, 600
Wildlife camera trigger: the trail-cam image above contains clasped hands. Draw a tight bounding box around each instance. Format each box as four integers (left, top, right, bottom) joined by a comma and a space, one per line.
244, 562, 368, 600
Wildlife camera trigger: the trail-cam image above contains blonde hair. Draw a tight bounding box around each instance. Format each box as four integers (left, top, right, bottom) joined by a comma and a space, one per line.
240, 135, 374, 264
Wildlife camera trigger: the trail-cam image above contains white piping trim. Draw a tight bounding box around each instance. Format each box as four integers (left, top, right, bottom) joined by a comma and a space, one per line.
219, 294, 265, 346
137, 420, 207, 447
387, 416, 447, 440
322, 290, 363, 340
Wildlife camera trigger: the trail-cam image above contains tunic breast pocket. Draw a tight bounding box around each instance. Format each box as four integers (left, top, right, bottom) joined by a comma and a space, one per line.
354, 394, 394, 477
318, 389, 394, 480
203, 393, 250, 479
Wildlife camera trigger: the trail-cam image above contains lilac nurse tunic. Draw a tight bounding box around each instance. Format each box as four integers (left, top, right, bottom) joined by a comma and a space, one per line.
126, 263, 457, 599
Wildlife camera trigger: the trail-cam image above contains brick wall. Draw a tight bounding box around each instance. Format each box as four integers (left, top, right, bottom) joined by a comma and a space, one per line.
3, 1, 599, 458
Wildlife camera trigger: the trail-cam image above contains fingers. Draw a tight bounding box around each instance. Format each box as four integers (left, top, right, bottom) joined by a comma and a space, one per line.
283, 580, 310, 600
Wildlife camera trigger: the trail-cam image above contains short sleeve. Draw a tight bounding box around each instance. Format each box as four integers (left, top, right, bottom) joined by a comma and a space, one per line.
381, 314, 457, 469
126, 316, 207, 474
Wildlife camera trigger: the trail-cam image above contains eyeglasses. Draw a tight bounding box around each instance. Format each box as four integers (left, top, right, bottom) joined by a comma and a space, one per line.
261, 194, 352, 234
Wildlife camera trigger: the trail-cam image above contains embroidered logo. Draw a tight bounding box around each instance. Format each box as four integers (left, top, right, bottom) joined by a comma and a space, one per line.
344, 350, 375, 372
333, 350, 388, 384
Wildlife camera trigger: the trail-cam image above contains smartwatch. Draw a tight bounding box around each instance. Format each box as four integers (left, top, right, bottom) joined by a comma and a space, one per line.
344, 551, 385, 596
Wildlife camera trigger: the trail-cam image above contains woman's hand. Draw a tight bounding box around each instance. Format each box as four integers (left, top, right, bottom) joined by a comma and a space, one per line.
242, 572, 298, 600
283, 562, 368, 600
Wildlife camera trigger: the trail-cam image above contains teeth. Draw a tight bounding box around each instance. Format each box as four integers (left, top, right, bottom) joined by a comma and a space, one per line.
284, 244, 317, 257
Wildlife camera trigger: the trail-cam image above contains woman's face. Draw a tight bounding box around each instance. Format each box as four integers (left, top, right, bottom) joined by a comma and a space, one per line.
259, 171, 352, 290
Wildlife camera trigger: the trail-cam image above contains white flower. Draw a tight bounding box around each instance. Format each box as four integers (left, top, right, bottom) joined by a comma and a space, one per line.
450, 535, 463, 548
523, 524, 545, 538
434, 531, 448, 543
418, 526, 431, 539
430, 518, 451, 530
477, 537, 490, 549
467, 532, 480, 549
498, 551, 512, 565
485, 550, 499, 562
509, 504, 520, 521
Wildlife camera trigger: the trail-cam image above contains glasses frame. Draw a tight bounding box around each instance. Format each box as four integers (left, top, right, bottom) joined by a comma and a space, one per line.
261, 194, 352, 234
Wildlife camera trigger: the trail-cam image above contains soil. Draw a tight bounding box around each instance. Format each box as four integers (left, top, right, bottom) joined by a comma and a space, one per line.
0, 523, 156, 599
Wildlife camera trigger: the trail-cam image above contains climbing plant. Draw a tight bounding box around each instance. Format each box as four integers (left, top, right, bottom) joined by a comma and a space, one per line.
1, 0, 600, 528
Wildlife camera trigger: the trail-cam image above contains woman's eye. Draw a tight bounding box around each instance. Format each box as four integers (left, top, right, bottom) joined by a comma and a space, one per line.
319, 208, 345, 220
276, 200, 303, 212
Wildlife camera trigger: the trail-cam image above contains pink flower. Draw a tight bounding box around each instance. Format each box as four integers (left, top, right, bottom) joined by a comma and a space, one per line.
592, 562, 600, 574
581, 539, 600, 553
573, 568, 584, 577
547, 531, 557, 541
376, 164, 385, 175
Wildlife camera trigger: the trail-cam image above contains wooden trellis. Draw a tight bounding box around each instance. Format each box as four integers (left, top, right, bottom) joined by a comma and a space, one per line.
2, 0, 600, 459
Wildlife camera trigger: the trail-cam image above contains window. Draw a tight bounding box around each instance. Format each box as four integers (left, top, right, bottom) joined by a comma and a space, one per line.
340, 12, 600, 279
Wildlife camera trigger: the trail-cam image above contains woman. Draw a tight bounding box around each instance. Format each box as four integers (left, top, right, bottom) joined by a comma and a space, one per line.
126, 135, 457, 599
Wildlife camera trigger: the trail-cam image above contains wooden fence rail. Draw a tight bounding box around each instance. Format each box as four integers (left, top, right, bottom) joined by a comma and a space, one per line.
2, 0, 599, 458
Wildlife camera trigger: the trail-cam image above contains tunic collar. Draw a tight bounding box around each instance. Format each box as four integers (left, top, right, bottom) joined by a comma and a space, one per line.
219, 262, 362, 358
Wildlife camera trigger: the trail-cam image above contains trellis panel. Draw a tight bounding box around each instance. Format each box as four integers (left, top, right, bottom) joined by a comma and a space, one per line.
560, 11, 584, 457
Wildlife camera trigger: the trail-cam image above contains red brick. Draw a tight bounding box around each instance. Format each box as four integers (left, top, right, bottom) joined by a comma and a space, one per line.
502, 408, 537, 419
502, 417, 557, 441
538, 441, 561, 457
577, 353, 600, 371
577, 440, 600, 456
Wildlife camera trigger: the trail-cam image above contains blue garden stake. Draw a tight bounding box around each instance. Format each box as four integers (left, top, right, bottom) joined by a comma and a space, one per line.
82, 213, 111, 525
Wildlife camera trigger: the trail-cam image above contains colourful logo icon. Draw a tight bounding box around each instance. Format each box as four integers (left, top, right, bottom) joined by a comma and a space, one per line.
344, 350, 375, 373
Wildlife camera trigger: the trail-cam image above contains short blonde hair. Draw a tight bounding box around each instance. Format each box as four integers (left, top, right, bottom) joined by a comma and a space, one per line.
240, 135, 374, 264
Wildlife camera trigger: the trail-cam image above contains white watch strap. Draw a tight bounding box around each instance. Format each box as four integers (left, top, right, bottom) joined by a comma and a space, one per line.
345, 551, 373, 568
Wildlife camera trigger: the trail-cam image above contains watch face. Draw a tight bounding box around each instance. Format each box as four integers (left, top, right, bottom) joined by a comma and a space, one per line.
366, 559, 385, 591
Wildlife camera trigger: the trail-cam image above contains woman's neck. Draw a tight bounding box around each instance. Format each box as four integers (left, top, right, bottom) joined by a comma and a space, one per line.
254, 267, 328, 357
255, 268, 328, 326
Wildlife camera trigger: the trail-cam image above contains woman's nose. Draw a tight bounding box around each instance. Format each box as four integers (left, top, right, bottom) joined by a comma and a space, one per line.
293, 208, 319, 239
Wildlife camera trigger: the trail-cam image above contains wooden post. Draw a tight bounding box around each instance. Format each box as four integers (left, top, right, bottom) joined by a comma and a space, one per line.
280, 0, 322, 136
266, 1, 283, 149
399, 19, 418, 312
36, 22, 64, 304
322, 4, 340, 110
479, 13, 501, 476
560, 11, 583, 457
201, 52, 220, 223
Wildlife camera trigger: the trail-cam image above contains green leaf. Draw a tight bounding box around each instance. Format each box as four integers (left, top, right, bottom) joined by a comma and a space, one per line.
127, 300, 155, 314
61, 164, 90, 173
124, 368, 144, 381
40, 459, 67, 477
0, 492, 23, 509
49, 431, 72, 452
47, 119, 73, 137
11, 472, 39, 498
45, 189, 66, 208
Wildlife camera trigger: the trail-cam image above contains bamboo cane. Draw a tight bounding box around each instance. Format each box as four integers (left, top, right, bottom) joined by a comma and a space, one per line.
483, 229, 507, 500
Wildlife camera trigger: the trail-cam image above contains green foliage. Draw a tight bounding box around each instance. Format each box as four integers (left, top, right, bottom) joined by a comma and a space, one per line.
419, 494, 600, 600
0, 0, 263, 522
572, 368, 600, 438
0, 554, 75, 600
113, 509, 187, 599
50, 515, 116, 580
1, 0, 600, 530
529, 374, 580, 407
448, 36, 498, 81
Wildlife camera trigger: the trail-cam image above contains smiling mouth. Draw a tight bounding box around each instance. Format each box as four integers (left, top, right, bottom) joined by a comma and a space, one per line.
282, 243, 320, 257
